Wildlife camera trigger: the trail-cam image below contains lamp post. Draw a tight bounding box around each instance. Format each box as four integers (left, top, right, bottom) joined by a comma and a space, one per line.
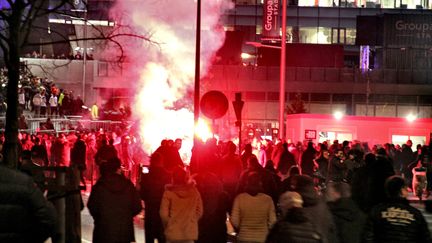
280, 0, 287, 141
245, 0, 287, 140
193, 0, 201, 145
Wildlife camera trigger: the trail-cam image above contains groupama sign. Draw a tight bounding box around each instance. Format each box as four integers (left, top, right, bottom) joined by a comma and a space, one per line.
385, 14, 432, 46
262, 0, 280, 40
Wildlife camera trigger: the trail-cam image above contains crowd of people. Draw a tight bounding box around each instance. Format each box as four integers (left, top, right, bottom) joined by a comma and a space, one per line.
2, 132, 432, 243
24, 51, 94, 60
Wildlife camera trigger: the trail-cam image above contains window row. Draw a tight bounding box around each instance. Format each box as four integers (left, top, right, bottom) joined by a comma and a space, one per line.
235, 0, 432, 9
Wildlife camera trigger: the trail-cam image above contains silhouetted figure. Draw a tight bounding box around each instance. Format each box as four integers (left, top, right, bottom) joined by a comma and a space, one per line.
300, 142, 317, 177
326, 182, 366, 243
362, 175, 432, 243
0, 163, 57, 243
266, 191, 322, 243
194, 171, 229, 243
88, 157, 142, 243
94, 138, 117, 166
140, 153, 170, 243
71, 134, 87, 187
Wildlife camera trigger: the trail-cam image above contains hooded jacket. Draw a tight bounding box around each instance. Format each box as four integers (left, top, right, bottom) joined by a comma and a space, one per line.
87, 173, 142, 243
266, 208, 322, 243
0, 165, 57, 243
160, 183, 203, 241
328, 198, 366, 243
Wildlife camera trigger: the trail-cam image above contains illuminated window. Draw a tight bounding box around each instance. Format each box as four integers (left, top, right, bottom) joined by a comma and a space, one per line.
392, 135, 426, 146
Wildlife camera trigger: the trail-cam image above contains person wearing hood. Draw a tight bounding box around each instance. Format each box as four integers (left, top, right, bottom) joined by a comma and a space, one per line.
289, 175, 339, 243
140, 152, 171, 243
160, 166, 203, 243
230, 172, 276, 243
362, 175, 432, 243
87, 157, 142, 243
266, 191, 322, 243
326, 182, 366, 243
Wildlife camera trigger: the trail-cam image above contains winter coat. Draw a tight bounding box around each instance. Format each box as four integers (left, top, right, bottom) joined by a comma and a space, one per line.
266, 208, 322, 243
231, 192, 276, 243
87, 173, 142, 243
194, 172, 229, 243
71, 139, 87, 171
50, 137, 70, 166
328, 198, 366, 243
140, 166, 171, 233
328, 157, 346, 182
0, 165, 57, 243
291, 175, 339, 243
94, 144, 117, 165
362, 198, 432, 243
160, 183, 203, 241
301, 148, 317, 176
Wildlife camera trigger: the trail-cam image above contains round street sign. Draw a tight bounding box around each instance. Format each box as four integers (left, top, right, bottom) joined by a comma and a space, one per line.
200, 91, 229, 119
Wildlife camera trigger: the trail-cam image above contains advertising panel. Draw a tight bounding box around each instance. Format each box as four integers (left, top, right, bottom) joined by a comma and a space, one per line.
384, 14, 432, 47
262, 0, 280, 40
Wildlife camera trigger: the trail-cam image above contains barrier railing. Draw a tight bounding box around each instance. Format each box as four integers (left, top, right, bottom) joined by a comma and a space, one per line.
0, 116, 127, 134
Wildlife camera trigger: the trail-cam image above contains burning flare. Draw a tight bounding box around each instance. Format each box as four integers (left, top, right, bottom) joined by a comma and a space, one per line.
111, 0, 233, 162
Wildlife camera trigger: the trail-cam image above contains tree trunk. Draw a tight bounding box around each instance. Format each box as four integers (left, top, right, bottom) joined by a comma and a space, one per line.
3, 11, 22, 169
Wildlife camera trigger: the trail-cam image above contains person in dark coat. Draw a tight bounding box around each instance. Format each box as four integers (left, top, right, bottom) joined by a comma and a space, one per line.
357, 150, 395, 213
154, 139, 184, 172
266, 191, 322, 243
94, 138, 118, 166
313, 149, 330, 182
362, 175, 432, 243
398, 144, 416, 181
71, 134, 87, 186
140, 152, 171, 243
290, 175, 339, 243
193, 171, 229, 243
0, 163, 57, 243
87, 157, 142, 243
300, 141, 317, 177
326, 182, 366, 243
276, 143, 296, 175
219, 141, 243, 209
31, 137, 49, 166
237, 155, 279, 204
327, 149, 346, 182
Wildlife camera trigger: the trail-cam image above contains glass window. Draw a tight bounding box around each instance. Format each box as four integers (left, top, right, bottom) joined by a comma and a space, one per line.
410, 136, 426, 146
317, 27, 331, 44
392, 135, 426, 146
346, 28, 356, 45
299, 27, 319, 44
331, 28, 346, 44
392, 135, 409, 146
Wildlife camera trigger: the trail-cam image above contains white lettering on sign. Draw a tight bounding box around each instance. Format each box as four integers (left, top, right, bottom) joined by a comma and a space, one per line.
264, 0, 279, 31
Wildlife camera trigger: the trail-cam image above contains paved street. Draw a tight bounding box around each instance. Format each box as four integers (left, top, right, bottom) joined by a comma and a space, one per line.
77, 184, 432, 243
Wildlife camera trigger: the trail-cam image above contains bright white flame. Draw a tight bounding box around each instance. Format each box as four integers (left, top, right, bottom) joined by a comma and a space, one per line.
241, 53, 254, 59
111, 0, 234, 163
196, 119, 213, 142
406, 113, 417, 122
333, 111, 344, 120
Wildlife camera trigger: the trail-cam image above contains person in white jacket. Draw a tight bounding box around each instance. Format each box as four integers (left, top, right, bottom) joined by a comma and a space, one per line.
49, 94, 58, 117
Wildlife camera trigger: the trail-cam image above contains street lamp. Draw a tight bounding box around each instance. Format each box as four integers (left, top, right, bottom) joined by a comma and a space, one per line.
245, 0, 287, 141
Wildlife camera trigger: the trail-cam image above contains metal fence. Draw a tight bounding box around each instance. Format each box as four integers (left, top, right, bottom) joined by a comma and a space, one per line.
0, 116, 126, 134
